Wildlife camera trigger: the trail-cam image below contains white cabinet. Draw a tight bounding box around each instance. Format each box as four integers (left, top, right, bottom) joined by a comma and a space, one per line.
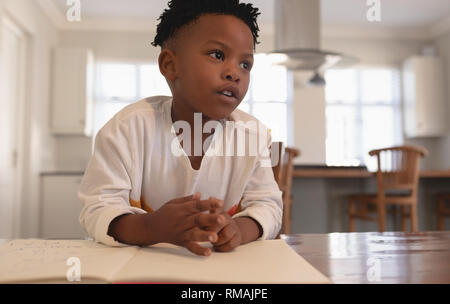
402, 56, 447, 138
40, 174, 87, 239
51, 48, 94, 136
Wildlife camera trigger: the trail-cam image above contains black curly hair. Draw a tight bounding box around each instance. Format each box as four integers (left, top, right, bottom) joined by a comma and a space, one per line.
151, 0, 261, 50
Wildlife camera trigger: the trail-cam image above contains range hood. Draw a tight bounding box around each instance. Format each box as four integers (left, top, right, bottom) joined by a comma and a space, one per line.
269, 0, 358, 84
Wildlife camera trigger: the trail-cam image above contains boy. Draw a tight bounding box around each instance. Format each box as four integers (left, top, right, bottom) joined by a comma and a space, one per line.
78, 0, 282, 256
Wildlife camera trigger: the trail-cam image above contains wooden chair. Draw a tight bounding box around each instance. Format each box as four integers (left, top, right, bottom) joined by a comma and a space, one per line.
271, 142, 283, 186
437, 193, 450, 231
271, 142, 301, 235
348, 145, 427, 232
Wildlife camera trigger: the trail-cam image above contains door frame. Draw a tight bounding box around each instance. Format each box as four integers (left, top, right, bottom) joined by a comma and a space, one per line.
0, 14, 29, 238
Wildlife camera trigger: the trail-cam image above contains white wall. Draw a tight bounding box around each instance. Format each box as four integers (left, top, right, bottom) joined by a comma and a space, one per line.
260, 32, 326, 164
323, 37, 425, 66
292, 72, 326, 164
0, 0, 59, 237
55, 31, 163, 171
291, 35, 438, 166
323, 35, 450, 170
56, 29, 329, 166
53, 24, 450, 171
59, 30, 159, 62
434, 30, 450, 169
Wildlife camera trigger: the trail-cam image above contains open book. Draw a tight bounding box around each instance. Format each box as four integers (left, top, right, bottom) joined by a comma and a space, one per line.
0, 239, 331, 284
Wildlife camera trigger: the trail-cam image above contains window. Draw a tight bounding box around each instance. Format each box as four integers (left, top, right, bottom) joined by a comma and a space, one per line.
238, 54, 292, 144
325, 68, 402, 171
93, 63, 170, 136
94, 56, 291, 144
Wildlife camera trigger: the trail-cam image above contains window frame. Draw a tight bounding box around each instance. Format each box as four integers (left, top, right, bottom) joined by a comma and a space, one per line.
325, 65, 403, 169
94, 58, 293, 145
95, 61, 169, 104
239, 54, 294, 146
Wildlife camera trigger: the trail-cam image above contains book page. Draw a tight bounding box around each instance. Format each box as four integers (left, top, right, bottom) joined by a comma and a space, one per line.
0, 239, 139, 283
113, 239, 331, 284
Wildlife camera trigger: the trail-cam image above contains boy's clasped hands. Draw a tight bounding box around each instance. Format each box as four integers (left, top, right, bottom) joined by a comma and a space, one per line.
149, 192, 243, 256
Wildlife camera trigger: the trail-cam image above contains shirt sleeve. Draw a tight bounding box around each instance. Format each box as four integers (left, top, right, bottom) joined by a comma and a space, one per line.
231, 133, 283, 240
78, 116, 146, 247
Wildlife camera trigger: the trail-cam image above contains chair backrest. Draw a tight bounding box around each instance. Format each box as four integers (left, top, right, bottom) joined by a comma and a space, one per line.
279, 147, 301, 195
369, 145, 427, 195
271, 142, 300, 236
271, 141, 300, 194
271, 142, 284, 185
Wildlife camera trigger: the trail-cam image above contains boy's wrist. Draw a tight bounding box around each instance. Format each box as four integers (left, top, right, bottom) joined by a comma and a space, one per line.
234, 216, 263, 245
107, 213, 159, 246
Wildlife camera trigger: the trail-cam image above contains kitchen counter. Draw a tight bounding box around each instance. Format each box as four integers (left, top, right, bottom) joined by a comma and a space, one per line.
289, 166, 450, 233
293, 166, 450, 178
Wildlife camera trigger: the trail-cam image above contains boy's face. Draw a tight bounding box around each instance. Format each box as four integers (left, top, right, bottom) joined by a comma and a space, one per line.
165, 14, 254, 120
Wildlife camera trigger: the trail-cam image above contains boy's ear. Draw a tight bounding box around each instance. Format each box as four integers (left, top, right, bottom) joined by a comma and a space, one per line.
158, 48, 177, 82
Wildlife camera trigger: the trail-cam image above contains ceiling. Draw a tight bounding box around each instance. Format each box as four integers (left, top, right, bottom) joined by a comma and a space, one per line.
52, 0, 450, 28
52, 0, 274, 23
321, 0, 450, 27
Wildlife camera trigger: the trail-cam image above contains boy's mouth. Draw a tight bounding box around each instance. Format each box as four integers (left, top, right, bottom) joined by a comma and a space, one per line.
216, 90, 238, 105
217, 86, 240, 100
219, 90, 234, 97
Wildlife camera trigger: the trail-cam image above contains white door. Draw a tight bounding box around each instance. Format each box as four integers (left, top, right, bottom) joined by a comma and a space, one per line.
0, 18, 25, 238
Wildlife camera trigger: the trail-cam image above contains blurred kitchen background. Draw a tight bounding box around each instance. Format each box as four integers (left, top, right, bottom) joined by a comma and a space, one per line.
0, 0, 449, 239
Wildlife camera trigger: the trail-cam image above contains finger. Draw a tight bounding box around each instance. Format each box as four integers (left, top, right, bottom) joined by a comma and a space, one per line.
205, 213, 231, 234
184, 197, 223, 213
213, 224, 237, 247
186, 213, 225, 230
183, 241, 212, 256
209, 197, 224, 214
183, 227, 218, 243
214, 233, 241, 252
169, 192, 201, 204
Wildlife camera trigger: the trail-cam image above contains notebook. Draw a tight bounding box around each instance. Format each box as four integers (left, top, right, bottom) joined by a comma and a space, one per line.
0, 239, 331, 284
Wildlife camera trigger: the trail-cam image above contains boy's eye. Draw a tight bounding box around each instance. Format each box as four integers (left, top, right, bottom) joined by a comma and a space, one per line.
209, 50, 224, 61
241, 62, 252, 71
209, 50, 252, 71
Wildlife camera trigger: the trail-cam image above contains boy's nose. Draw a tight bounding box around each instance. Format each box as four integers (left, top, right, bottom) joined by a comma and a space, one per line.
224, 71, 239, 82
226, 74, 236, 81
222, 63, 240, 82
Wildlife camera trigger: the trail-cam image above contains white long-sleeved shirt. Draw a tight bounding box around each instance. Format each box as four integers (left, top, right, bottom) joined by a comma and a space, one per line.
78, 96, 283, 246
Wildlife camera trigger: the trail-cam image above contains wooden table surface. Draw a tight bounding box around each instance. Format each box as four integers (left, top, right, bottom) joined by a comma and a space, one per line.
282, 231, 450, 284
2, 233, 449, 284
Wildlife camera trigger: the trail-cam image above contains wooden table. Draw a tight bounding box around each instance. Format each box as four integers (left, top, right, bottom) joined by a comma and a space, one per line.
2, 233, 450, 284
282, 231, 450, 283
